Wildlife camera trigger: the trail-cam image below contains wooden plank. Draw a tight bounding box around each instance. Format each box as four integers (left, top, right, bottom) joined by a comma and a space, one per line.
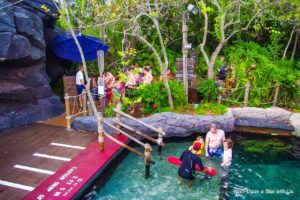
23, 135, 129, 200
0, 124, 97, 200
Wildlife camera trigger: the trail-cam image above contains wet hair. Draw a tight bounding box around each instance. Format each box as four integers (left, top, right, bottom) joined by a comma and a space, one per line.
224, 138, 234, 149
196, 135, 203, 140
210, 123, 217, 129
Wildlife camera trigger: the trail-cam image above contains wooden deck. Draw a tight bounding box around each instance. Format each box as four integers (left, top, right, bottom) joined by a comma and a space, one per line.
0, 122, 127, 200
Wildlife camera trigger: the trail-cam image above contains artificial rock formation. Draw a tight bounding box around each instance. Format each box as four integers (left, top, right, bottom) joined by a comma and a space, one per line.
72, 110, 236, 137
0, 0, 67, 131
72, 107, 298, 138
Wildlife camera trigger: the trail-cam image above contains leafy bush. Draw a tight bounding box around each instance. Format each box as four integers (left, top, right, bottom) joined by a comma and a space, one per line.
224, 40, 300, 107
104, 103, 115, 117
197, 79, 221, 102
132, 80, 186, 114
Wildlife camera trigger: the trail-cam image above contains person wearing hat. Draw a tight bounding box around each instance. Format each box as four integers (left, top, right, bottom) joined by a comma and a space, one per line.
178, 142, 209, 188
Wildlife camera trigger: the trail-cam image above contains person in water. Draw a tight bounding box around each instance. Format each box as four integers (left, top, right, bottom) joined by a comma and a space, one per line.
178, 142, 209, 188
221, 138, 234, 176
189, 136, 205, 156
205, 123, 225, 158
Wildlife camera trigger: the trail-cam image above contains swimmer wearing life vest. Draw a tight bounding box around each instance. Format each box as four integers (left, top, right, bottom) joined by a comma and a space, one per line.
189, 136, 205, 156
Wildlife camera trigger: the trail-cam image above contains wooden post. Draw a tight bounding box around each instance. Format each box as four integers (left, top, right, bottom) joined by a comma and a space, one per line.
87, 101, 93, 116
98, 117, 104, 151
217, 85, 222, 103
82, 89, 87, 116
97, 77, 105, 115
113, 109, 165, 136
244, 82, 250, 107
157, 127, 164, 155
115, 102, 122, 135
144, 143, 151, 179
64, 93, 71, 129
97, 50, 106, 115
273, 84, 280, 106
217, 95, 222, 103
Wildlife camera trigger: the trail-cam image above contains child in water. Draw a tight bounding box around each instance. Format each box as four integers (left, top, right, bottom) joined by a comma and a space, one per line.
221, 138, 234, 177
189, 136, 205, 156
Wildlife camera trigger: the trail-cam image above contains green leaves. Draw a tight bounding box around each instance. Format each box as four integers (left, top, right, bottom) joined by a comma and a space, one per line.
197, 78, 221, 103
131, 80, 186, 114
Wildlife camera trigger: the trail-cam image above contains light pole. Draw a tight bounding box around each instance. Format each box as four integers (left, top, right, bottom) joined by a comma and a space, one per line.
182, 12, 189, 103
182, 4, 198, 103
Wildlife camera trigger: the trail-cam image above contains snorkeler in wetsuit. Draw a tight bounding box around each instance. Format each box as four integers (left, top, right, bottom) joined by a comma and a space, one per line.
178, 143, 208, 187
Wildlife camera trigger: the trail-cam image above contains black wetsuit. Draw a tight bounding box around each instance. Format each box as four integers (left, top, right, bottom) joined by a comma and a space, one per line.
178, 150, 205, 180
218, 66, 226, 80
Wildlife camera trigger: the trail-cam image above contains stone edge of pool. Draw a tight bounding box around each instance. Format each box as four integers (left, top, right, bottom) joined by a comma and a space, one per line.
72, 106, 300, 138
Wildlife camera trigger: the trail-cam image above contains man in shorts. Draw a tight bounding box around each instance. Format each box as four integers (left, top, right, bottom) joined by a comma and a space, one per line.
76, 64, 86, 109
205, 123, 225, 158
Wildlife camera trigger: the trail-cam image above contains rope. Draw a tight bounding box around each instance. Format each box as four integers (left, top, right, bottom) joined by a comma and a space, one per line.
0, 0, 24, 10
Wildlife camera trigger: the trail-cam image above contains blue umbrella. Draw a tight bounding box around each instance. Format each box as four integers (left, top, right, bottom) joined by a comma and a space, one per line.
49, 33, 109, 62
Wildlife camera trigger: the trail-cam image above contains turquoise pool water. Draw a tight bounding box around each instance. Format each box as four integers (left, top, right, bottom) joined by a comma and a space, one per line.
94, 135, 300, 200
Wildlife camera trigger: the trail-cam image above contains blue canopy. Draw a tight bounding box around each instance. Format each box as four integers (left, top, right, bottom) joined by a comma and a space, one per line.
49, 33, 109, 62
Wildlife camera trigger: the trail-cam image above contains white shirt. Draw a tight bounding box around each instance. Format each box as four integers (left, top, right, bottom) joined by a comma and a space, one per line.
76, 71, 84, 85
222, 148, 232, 166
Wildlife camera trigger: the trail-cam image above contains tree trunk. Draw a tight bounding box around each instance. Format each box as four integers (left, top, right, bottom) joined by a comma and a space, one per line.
283, 26, 295, 60
207, 41, 225, 79
291, 27, 299, 60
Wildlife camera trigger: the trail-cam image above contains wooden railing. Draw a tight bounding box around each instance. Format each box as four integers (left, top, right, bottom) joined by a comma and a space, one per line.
64, 50, 161, 178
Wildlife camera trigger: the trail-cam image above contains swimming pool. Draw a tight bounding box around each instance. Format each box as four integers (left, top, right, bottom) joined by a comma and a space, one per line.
94, 134, 300, 200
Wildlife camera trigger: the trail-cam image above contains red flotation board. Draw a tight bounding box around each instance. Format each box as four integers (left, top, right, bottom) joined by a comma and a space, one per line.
167, 156, 217, 176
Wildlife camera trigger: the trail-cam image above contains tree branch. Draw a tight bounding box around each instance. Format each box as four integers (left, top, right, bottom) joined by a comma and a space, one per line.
226, 8, 262, 41
199, 0, 210, 66
282, 25, 296, 59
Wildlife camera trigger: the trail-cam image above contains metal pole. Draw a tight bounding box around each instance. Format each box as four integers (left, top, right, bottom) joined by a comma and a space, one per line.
182, 12, 189, 103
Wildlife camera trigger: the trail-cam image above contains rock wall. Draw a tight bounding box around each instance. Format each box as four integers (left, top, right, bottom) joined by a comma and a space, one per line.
0, 0, 67, 131
72, 110, 236, 138
72, 107, 299, 138
231, 107, 294, 130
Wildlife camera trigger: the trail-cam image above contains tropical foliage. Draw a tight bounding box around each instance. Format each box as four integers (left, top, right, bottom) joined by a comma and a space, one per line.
54, 0, 299, 113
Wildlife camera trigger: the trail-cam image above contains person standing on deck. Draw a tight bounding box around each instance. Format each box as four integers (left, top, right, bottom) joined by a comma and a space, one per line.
76, 64, 86, 110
